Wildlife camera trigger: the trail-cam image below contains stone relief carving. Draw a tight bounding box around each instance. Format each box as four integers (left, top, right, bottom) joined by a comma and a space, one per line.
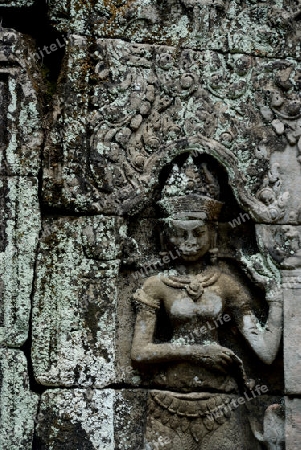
42, 37, 299, 226
255, 164, 289, 223
48, 0, 301, 58
0, 0, 298, 448
256, 223, 301, 269
130, 155, 283, 449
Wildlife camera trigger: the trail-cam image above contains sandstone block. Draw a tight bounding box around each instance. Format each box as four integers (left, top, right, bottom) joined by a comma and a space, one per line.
32, 216, 121, 387
0, 348, 38, 450
0, 176, 40, 347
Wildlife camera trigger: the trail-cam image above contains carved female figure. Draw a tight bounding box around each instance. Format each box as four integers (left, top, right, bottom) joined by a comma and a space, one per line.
131, 155, 283, 449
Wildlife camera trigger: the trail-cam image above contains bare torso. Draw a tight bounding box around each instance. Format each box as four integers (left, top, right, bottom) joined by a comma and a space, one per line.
136, 268, 243, 392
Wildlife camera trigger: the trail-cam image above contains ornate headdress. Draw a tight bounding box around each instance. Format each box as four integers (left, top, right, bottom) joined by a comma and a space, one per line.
158, 155, 223, 221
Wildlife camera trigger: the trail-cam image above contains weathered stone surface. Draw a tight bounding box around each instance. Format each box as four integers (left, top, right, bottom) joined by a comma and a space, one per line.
0, 1, 297, 448
0, 29, 42, 349
0, 0, 34, 6
0, 30, 43, 176
285, 397, 301, 450
114, 390, 148, 450
32, 216, 121, 386
35, 388, 282, 450
42, 36, 301, 223
123, 156, 284, 449
42, 35, 91, 212
256, 224, 301, 269
281, 269, 301, 394
0, 176, 40, 347
35, 389, 115, 449
48, 1, 301, 59
35, 388, 147, 450
0, 348, 38, 450
256, 224, 301, 394
248, 400, 285, 450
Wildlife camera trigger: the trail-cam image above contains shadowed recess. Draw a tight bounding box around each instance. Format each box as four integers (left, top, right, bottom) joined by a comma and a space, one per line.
0, 0, 65, 83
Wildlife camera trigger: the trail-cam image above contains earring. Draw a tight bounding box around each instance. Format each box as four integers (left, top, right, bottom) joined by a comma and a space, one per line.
159, 231, 168, 255
209, 222, 218, 264
209, 248, 218, 264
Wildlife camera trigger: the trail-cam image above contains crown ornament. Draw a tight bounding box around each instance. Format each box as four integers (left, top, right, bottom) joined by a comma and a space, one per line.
158, 155, 223, 220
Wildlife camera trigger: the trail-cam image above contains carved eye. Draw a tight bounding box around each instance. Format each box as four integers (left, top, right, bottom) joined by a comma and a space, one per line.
170, 229, 185, 238
173, 230, 189, 239
179, 230, 188, 239
193, 229, 205, 237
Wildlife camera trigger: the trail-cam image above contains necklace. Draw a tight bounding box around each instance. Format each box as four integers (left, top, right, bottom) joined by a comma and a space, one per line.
161, 271, 220, 301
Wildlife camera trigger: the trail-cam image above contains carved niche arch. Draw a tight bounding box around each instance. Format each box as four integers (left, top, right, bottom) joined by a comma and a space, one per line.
123, 134, 285, 224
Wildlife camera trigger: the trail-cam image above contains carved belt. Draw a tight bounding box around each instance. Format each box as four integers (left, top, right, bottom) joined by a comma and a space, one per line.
148, 391, 232, 442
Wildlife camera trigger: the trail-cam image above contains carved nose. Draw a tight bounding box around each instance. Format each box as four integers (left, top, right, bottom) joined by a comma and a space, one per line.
186, 232, 197, 246
185, 241, 196, 249
186, 240, 195, 247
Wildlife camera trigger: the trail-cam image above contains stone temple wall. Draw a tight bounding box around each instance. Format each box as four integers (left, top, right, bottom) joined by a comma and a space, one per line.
0, 1, 301, 449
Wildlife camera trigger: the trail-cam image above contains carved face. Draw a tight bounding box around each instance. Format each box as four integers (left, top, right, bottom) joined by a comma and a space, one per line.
165, 219, 211, 262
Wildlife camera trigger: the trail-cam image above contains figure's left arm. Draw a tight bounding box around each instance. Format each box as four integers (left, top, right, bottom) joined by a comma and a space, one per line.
226, 276, 283, 365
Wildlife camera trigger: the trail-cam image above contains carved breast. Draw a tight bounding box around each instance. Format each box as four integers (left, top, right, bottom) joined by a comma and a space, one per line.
159, 272, 225, 344
169, 289, 223, 322
161, 271, 223, 322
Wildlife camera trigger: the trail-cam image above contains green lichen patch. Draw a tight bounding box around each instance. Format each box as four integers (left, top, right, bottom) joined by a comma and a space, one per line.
32, 216, 122, 387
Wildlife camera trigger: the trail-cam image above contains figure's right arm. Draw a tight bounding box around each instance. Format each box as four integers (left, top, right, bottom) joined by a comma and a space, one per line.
131, 277, 194, 363
131, 304, 197, 364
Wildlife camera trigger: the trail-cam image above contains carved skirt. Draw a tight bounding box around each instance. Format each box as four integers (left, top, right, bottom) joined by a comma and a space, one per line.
144, 390, 259, 450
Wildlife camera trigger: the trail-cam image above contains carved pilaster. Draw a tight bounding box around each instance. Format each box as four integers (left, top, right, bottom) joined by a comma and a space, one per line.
281, 269, 301, 394
257, 223, 301, 449
285, 398, 301, 450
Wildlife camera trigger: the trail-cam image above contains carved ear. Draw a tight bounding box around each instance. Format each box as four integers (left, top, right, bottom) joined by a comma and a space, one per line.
155, 219, 166, 249
159, 229, 168, 254
209, 222, 218, 249
209, 248, 218, 265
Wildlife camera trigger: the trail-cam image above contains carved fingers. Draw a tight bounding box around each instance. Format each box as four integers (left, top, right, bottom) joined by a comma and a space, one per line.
192, 345, 238, 372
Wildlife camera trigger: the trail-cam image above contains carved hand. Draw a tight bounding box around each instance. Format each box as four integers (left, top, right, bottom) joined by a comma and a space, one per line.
191, 344, 237, 373
265, 282, 283, 306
